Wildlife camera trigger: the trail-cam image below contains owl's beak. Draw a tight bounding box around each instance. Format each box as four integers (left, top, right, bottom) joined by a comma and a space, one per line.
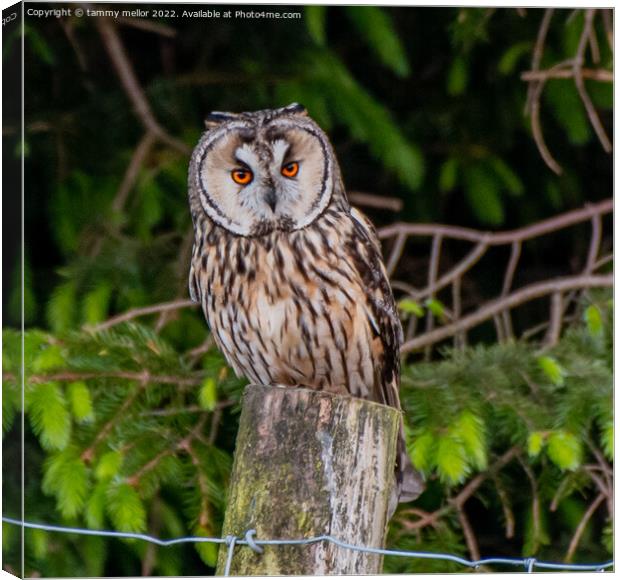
264, 190, 278, 213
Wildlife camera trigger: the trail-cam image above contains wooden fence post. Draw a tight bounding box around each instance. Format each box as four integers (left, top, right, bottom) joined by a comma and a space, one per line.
215, 384, 400, 575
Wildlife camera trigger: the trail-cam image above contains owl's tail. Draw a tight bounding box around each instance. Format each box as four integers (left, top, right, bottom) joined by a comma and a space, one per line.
389, 421, 425, 518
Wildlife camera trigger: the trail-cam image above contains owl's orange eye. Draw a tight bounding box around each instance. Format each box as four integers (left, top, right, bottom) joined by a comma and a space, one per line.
281, 161, 299, 178
231, 168, 253, 185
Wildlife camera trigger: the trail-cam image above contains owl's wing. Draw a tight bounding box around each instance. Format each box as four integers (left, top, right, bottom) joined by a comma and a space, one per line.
188, 243, 201, 303
350, 207, 424, 507
349, 207, 404, 409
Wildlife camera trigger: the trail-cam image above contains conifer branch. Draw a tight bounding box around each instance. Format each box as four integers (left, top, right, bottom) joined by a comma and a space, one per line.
20, 371, 203, 387
183, 437, 214, 530
397, 447, 520, 532
517, 455, 542, 552
452, 447, 520, 508
127, 416, 208, 487
81, 381, 148, 463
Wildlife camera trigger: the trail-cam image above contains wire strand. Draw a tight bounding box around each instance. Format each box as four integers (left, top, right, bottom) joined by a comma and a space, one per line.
3, 517, 613, 573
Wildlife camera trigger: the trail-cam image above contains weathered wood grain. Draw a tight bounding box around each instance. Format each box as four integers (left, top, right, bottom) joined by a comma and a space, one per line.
216, 384, 400, 575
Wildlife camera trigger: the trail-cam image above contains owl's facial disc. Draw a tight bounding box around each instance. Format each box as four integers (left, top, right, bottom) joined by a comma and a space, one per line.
195, 120, 333, 236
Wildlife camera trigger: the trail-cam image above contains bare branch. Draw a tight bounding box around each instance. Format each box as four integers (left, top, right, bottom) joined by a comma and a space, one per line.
544, 292, 564, 347
502, 241, 521, 296
452, 278, 465, 349
492, 475, 515, 539
525, 8, 554, 113
187, 336, 216, 365
112, 131, 158, 213
528, 59, 574, 175
402, 274, 612, 353
584, 212, 602, 274
457, 506, 481, 562
348, 191, 403, 212
573, 10, 612, 152
141, 400, 234, 417
117, 16, 177, 38
564, 493, 605, 563
378, 199, 612, 246
587, 18, 601, 64
521, 67, 613, 82
500, 241, 521, 339
424, 235, 442, 360
416, 241, 489, 301
386, 232, 407, 277
90, 299, 196, 332
601, 9, 613, 52
87, 7, 190, 155
593, 253, 613, 271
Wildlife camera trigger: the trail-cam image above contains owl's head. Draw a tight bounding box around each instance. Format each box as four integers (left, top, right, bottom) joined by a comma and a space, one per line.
188, 103, 345, 236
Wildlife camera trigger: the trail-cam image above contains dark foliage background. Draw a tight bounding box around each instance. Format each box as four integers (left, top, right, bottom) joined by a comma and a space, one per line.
2, 4, 613, 576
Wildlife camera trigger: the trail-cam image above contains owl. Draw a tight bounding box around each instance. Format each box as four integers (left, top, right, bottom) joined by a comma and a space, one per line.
187, 103, 423, 513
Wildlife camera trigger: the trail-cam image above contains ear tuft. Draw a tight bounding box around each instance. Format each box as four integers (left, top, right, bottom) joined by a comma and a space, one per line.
205, 111, 237, 129
282, 102, 307, 116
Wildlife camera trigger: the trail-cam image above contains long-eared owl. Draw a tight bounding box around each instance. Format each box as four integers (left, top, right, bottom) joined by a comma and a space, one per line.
188, 103, 423, 512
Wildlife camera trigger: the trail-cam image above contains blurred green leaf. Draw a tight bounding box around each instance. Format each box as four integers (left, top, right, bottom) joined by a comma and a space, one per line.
546, 430, 582, 471
498, 41, 532, 75
32, 344, 65, 372
488, 157, 524, 196
28, 382, 71, 451
194, 526, 219, 567
29, 529, 48, 560
85, 483, 108, 529
584, 304, 603, 337
398, 298, 424, 318
601, 420, 613, 460
346, 7, 410, 77
198, 377, 218, 411
307, 52, 424, 190
587, 79, 613, 110
409, 431, 436, 472
537, 355, 565, 387
454, 411, 486, 470
545, 80, 591, 145
447, 55, 468, 96
25, 24, 55, 65
436, 435, 468, 484
305, 6, 327, 46
450, 8, 492, 51
527, 431, 545, 458
439, 158, 459, 192
68, 381, 95, 423
82, 283, 113, 326
95, 451, 124, 481
43, 450, 90, 518
47, 281, 78, 332
135, 173, 164, 240
107, 482, 147, 533
463, 164, 504, 225
425, 298, 446, 321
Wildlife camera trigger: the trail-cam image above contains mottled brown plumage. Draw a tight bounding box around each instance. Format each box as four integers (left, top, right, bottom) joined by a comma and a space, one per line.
188, 104, 423, 512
